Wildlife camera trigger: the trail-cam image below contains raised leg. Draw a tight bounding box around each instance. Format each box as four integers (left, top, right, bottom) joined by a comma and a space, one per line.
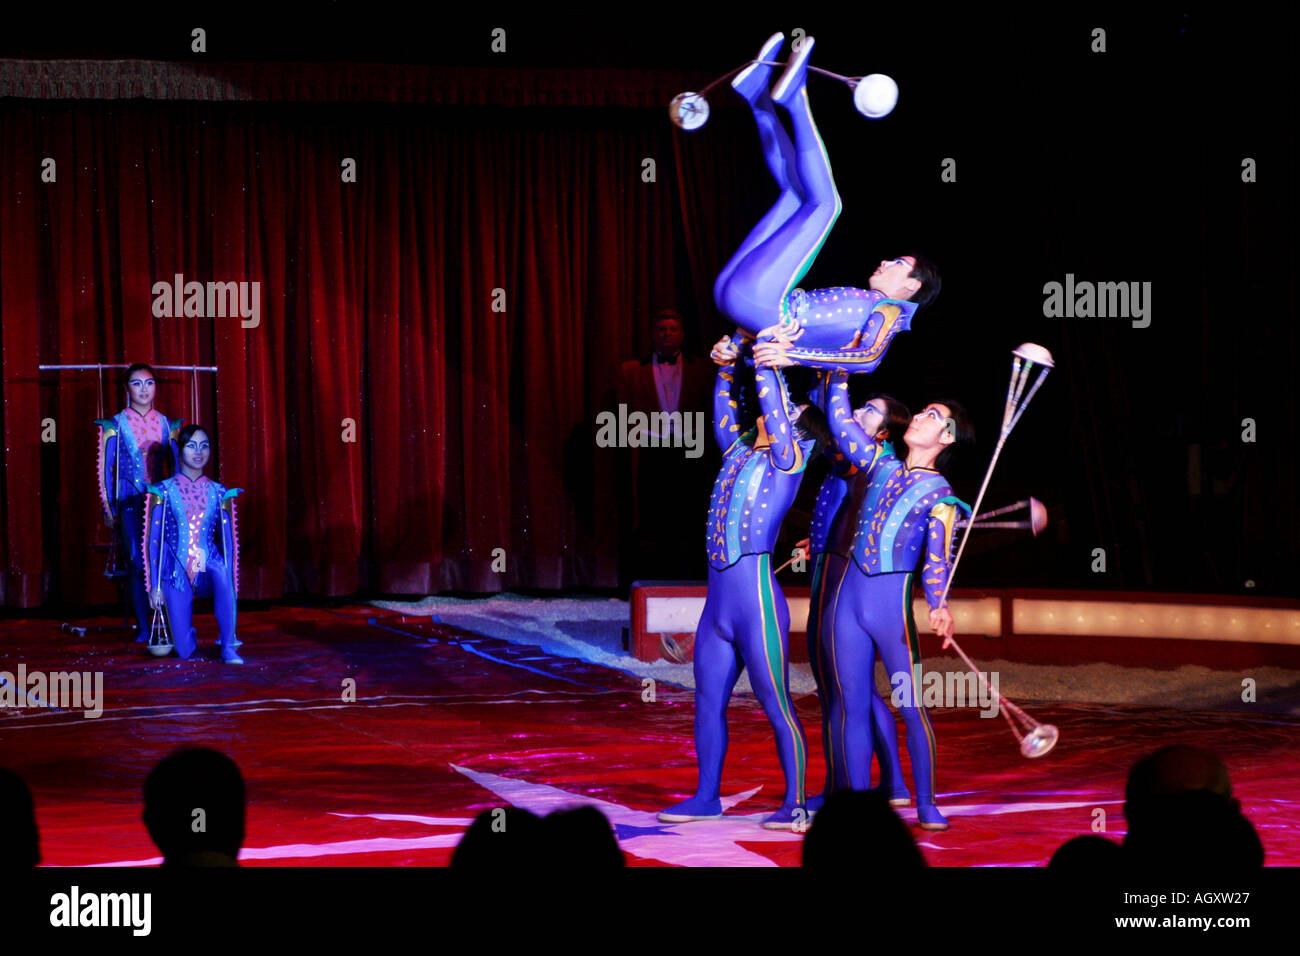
714, 36, 807, 299
715, 37, 841, 333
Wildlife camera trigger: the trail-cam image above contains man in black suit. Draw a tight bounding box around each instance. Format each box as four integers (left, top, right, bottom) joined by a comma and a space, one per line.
618, 310, 714, 582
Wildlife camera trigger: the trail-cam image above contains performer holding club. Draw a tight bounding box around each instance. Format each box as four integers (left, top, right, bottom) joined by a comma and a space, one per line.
96, 363, 183, 641
803, 371, 973, 830
803, 374, 912, 810
713, 32, 939, 369
143, 425, 244, 663
658, 332, 827, 830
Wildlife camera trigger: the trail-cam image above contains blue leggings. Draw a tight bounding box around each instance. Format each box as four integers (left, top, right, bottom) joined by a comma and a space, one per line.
691, 553, 807, 809
115, 495, 151, 636
823, 563, 940, 805
808, 552, 907, 797
714, 59, 841, 335
163, 566, 237, 660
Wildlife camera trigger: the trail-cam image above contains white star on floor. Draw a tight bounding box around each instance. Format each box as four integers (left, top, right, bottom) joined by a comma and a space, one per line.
450, 763, 803, 867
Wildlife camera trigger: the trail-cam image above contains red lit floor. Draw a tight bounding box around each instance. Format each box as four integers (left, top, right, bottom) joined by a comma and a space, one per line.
2, 605, 1296, 867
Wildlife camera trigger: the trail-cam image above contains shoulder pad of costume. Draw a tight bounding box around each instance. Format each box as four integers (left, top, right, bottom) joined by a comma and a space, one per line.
936, 493, 972, 515
95, 419, 118, 433
144, 483, 166, 497
221, 488, 244, 501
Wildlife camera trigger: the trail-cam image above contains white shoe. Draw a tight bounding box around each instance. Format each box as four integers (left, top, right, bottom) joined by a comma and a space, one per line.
732, 32, 784, 96
772, 35, 815, 105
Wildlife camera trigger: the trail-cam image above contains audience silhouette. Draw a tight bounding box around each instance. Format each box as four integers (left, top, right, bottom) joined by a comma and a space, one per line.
452, 804, 625, 868
0, 766, 40, 868
1050, 744, 1262, 870
143, 747, 245, 867
802, 789, 926, 868
1123, 745, 1263, 869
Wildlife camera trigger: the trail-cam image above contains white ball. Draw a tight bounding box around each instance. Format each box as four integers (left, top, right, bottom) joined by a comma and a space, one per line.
853, 74, 898, 119
669, 92, 710, 130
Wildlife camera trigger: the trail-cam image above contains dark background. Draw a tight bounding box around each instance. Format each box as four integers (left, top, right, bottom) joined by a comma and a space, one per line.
0, 7, 1293, 603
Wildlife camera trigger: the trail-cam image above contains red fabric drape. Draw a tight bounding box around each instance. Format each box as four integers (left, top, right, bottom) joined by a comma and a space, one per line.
0, 99, 725, 605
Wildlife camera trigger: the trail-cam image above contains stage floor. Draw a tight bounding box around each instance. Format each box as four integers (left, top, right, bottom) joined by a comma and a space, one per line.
2, 605, 1296, 867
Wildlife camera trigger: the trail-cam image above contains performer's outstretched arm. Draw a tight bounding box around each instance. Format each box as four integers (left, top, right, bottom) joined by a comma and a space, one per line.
710, 336, 751, 453
754, 366, 804, 474
824, 370, 889, 476
220, 489, 243, 596
95, 420, 118, 523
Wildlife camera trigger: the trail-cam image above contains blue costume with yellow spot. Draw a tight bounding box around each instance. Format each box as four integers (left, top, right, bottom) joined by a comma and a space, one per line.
659, 349, 819, 828
819, 383, 969, 828
95, 408, 182, 638
805, 374, 908, 807
143, 475, 243, 661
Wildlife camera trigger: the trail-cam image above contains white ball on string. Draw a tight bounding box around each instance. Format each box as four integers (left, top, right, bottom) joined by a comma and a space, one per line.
853, 74, 898, 119
668, 92, 710, 130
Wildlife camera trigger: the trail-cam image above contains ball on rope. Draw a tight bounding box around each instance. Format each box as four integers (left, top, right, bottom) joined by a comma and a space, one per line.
669, 92, 710, 130
852, 73, 898, 119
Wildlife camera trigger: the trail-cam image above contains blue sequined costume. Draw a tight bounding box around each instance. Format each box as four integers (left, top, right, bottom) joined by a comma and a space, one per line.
818, 377, 970, 828
660, 349, 819, 828
96, 409, 182, 637
805, 375, 908, 806
143, 475, 243, 660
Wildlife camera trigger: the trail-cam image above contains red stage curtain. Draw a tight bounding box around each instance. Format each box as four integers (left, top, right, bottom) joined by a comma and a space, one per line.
0, 98, 753, 605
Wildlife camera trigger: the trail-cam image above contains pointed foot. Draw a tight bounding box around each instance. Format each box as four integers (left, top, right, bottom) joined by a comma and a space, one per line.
771, 36, 815, 107
732, 32, 784, 101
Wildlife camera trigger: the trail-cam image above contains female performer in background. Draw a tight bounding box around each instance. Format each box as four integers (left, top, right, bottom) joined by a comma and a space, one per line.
96, 363, 182, 641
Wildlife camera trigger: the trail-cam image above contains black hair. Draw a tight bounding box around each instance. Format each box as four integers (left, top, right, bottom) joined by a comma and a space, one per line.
862, 392, 912, 449
178, 423, 211, 451
930, 398, 974, 472
906, 253, 942, 307
125, 362, 156, 385
803, 790, 926, 869
451, 807, 545, 870
793, 402, 831, 450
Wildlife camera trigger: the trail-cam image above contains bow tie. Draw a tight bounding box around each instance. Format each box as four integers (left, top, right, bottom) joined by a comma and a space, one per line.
656, 353, 678, 365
